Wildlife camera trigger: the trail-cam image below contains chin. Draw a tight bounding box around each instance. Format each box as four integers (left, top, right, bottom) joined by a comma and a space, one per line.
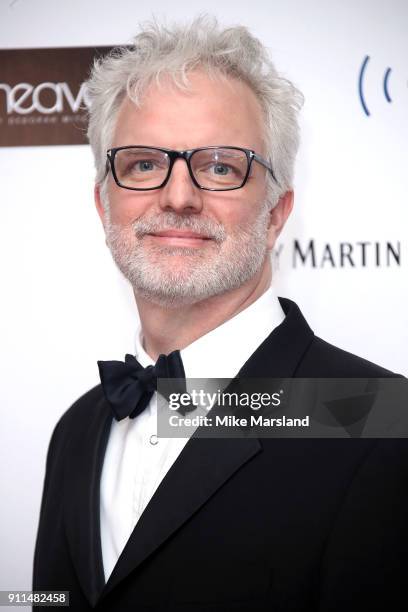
133, 286, 208, 309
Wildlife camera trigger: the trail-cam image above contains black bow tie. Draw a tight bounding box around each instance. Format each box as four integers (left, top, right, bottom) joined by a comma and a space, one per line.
97, 350, 185, 421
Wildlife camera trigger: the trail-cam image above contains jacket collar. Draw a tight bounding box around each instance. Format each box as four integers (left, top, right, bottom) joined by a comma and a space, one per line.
238, 297, 314, 378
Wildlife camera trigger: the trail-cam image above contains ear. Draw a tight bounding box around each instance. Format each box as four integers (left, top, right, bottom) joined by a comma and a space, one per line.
94, 184, 106, 228
266, 190, 294, 250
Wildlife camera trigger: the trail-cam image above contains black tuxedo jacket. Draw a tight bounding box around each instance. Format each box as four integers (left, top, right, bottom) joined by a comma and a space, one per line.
33, 298, 408, 611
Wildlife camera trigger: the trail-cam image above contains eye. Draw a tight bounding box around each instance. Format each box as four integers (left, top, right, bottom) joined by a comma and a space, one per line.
212, 163, 230, 175
136, 160, 155, 172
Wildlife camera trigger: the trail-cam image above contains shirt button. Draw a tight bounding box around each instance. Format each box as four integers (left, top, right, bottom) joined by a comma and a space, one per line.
149, 434, 158, 445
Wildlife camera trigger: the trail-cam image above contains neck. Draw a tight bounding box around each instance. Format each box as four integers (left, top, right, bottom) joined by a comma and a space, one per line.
135, 259, 272, 361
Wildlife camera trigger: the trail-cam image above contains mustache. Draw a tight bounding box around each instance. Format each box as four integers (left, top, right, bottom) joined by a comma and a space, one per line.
131, 212, 227, 243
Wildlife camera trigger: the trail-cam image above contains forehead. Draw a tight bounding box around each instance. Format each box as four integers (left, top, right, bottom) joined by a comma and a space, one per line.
112, 70, 265, 152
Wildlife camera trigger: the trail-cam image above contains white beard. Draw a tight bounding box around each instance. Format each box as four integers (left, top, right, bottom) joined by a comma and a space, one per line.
104, 206, 271, 308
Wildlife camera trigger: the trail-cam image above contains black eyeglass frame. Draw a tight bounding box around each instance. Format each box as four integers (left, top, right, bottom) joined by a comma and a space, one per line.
106, 145, 278, 192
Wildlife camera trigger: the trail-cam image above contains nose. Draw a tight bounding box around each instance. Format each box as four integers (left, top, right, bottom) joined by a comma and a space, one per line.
158, 158, 203, 214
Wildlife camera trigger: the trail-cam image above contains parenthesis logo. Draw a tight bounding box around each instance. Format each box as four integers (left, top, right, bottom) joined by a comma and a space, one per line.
358, 55, 393, 116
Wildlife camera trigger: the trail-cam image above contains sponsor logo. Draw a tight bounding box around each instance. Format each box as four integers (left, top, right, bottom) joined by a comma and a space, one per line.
0, 82, 89, 115
358, 55, 407, 116
274, 239, 401, 268
0, 46, 113, 147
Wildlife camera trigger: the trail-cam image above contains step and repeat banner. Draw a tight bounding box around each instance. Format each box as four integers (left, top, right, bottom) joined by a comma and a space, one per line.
1, 0, 407, 598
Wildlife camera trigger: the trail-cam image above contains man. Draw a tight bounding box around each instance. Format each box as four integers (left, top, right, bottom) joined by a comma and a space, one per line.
33, 16, 407, 612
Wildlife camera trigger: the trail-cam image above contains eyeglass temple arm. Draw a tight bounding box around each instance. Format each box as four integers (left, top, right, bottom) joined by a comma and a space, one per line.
103, 151, 113, 179
253, 153, 279, 185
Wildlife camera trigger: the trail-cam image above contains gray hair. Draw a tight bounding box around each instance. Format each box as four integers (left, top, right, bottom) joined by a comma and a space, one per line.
86, 15, 304, 207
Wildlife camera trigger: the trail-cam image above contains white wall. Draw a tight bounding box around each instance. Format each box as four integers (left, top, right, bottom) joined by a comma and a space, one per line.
1, 0, 407, 598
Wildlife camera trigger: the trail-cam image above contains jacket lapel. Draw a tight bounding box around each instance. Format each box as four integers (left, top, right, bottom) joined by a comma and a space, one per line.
63, 394, 113, 607
95, 298, 315, 602
100, 433, 262, 601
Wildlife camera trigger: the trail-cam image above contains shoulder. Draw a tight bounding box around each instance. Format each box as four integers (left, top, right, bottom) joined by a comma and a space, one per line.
59, 383, 106, 426
50, 383, 109, 449
299, 335, 401, 377
39, 384, 109, 488
278, 297, 401, 378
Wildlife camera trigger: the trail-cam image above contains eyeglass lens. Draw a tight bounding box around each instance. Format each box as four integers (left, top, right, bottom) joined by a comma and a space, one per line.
112, 147, 249, 190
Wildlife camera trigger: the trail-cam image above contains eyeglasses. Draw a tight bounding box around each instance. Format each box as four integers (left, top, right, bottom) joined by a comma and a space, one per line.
106, 146, 278, 191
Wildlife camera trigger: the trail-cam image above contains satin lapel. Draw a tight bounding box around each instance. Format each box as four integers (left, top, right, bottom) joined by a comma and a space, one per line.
237, 298, 315, 378
98, 297, 315, 602
100, 434, 261, 601
63, 394, 112, 607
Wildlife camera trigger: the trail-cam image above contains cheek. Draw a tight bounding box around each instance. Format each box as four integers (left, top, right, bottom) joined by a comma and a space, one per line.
204, 187, 266, 229
223, 201, 266, 233
107, 185, 157, 224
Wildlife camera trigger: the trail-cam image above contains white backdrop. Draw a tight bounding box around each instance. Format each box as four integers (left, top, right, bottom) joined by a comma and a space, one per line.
1, 0, 407, 598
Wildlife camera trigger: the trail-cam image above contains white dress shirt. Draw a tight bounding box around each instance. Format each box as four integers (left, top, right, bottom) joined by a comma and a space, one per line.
100, 286, 285, 581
